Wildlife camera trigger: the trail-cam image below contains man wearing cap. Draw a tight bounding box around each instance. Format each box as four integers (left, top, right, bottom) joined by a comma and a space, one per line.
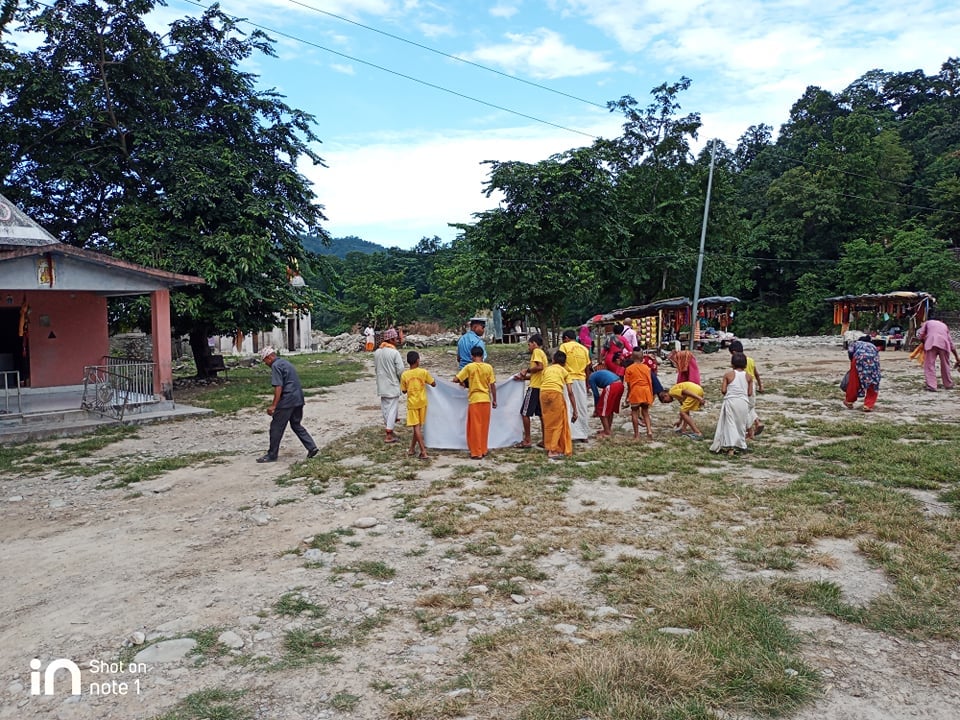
257, 347, 319, 463
457, 317, 487, 370
374, 328, 406, 443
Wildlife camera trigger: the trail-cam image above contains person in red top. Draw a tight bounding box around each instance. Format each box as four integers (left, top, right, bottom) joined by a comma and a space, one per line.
603, 334, 629, 377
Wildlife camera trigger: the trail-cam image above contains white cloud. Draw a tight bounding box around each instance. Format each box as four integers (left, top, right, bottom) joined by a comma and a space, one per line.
490, 3, 521, 19
330, 62, 355, 75
557, 0, 960, 149
418, 22, 455, 38
219, 0, 398, 21
462, 29, 612, 80
304, 119, 620, 248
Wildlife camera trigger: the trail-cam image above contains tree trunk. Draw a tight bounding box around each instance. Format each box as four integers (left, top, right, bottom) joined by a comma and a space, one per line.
189, 329, 215, 379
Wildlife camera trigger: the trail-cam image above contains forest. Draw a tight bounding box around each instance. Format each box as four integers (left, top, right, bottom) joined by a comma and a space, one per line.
1, 2, 958, 342
311, 66, 960, 338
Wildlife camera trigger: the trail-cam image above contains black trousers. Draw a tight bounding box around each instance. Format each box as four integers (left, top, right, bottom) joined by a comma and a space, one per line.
267, 404, 316, 458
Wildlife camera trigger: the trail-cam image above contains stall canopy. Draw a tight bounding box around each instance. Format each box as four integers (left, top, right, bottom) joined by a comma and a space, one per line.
589, 297, 691, 325
588, 296, 740, 350
825, 291, 934, 342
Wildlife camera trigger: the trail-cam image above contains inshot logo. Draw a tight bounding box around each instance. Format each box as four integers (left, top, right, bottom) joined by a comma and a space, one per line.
30, 658, 81, 696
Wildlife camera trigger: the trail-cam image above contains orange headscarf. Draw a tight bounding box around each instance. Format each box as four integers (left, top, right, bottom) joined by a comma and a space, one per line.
670, 350, 694, 373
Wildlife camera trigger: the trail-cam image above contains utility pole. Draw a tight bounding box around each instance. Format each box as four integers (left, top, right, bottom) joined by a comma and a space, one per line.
690, 139, 717, 351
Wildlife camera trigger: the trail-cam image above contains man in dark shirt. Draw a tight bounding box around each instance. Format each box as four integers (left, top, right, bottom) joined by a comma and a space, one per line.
257, 346, 319, 463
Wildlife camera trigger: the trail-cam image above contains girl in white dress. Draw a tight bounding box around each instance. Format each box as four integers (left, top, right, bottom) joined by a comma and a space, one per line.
710, 352, 756, 455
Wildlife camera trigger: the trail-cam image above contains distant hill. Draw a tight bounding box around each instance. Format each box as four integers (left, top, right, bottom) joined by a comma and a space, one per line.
301, 234, 386, 258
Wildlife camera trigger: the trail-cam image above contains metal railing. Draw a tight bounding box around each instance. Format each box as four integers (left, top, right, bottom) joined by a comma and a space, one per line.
1, 370, 21, 416
81, 359, 157, 421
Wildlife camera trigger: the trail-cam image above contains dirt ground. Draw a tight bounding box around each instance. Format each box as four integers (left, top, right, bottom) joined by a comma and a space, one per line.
2, 337, 960, 720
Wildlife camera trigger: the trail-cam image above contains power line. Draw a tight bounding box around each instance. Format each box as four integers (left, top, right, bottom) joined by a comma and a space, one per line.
279, 0, 609, 110
175, 0, 600, 139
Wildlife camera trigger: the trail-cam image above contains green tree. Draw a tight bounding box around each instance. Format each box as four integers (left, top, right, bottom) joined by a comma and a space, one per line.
835, 226, 960, 305
458, 146, 617, 342
596, 79, 704, 305
0, 0, 328, 374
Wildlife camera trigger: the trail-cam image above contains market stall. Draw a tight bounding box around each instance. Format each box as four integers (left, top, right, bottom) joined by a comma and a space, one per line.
825, 291, 934, 349
695, 296, 740, 349
590, 296, 740, 354
588, 297, 693, 356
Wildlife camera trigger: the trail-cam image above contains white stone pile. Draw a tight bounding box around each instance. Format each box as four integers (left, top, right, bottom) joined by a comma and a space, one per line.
310, 331, 460, 353
401, 332, 460, 348
311, 332, 364, 353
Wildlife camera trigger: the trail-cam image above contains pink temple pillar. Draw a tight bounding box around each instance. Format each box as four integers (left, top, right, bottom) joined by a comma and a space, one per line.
150, 289, 173, 398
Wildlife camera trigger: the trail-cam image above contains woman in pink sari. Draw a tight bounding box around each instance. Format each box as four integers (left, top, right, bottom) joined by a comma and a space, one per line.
669, 350, 701, 385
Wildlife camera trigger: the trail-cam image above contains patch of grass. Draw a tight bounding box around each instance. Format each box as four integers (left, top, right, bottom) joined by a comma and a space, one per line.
332, 560, 397, 580
330, 692, 360, 711
939, 485, 960, 513
497, 558, 549, 582
343, 481, 370, 496
772, 579, 864, 623
764, 468, 960, 637
463, 539, 503, 557
417, 591, 473, 610
428, 520, 458, 538
0, 441, 43, 467
188, 628, 229, 664
175, 355, 364, 414
152, 688, 250, 720
371, 678, 396, 693
579, 542, 603, 562
308, 527, 354, 552
276, 628, 342, 669
104, 452, 222, 487
274, 590, 326, 619
536, 597, 587, 622
798, 427, 958, 489
733, 543, 802, 571
352, 608, 394, 640
2, 426, 139, 474
466, 572, 817, 720
414, 608, 457, 634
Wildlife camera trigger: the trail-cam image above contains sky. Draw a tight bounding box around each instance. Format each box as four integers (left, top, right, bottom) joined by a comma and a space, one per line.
35, 2, 960, 249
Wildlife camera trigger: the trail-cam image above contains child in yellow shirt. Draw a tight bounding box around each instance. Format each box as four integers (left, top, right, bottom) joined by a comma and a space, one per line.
400, 351, 436, 460
663, 381, 706, 439
454, 346, 498, 459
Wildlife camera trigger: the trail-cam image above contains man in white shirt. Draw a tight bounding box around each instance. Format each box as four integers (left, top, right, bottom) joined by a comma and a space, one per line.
374, 328, 405, 442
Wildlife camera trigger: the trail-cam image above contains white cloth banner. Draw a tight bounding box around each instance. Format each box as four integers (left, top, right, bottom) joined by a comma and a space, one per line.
423, 378, 526, 450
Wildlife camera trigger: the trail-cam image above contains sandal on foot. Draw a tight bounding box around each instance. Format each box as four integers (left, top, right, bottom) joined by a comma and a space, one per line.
513, 442, 533, 449
754, 424, 764, 436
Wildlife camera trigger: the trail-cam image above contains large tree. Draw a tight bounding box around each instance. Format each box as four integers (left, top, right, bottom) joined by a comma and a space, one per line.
457, 146, 619, 343
596, 79, 706, 305
0, 0, 328, 374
